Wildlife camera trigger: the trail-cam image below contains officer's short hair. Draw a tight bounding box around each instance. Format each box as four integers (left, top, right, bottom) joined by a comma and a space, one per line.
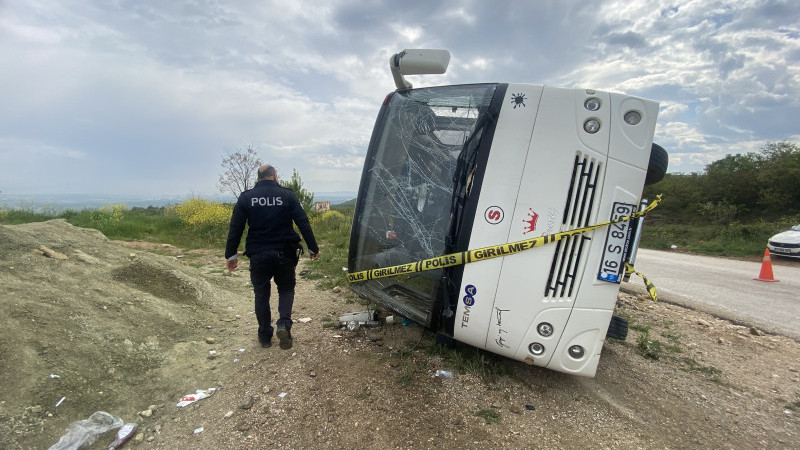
258, 165, 276, 180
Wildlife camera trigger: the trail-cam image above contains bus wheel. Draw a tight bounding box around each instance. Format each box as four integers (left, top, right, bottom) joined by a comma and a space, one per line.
606, 315, 629, 341
645, 143, 668, 186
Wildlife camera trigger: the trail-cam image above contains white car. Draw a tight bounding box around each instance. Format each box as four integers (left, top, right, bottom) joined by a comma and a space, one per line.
768, 225, 800, 258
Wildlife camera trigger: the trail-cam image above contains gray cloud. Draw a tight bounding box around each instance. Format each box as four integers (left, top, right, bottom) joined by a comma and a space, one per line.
1, 0, 799, 196
605, 31, 649, 48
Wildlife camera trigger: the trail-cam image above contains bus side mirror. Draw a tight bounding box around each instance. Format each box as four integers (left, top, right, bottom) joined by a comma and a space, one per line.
390, 49, 451, 90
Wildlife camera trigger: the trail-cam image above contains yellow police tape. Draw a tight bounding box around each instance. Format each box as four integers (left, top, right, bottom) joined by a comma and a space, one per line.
347, 195, 661, 301
624, 263, 658, 302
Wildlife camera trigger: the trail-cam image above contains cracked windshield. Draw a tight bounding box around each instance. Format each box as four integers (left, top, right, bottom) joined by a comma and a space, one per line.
349, 84, 497, 326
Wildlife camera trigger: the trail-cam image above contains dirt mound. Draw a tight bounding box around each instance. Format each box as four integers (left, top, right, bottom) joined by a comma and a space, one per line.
111, 258, 211, 305
0, 220, 242, 449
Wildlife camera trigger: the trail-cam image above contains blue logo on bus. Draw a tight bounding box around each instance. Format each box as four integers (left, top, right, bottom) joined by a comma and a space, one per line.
463, 284, 477, 306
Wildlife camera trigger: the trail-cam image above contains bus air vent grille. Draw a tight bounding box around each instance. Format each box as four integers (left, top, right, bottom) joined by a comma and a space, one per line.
544, 153, 600, 299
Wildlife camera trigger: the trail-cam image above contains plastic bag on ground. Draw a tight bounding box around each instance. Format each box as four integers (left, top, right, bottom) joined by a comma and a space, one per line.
48, 411, 123, 450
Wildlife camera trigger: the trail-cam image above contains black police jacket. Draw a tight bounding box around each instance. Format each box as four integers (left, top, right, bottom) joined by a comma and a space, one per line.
225, 180, 319, 259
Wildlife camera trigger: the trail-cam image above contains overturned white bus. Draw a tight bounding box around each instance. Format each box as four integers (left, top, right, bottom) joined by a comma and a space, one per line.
347, 49, 667, 377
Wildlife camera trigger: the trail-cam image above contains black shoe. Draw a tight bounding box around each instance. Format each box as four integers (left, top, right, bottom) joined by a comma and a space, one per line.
259, 338, 272, 348
276, 327, 292, 350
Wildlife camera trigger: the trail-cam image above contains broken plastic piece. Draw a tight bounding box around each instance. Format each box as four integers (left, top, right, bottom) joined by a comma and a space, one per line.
177, 388, 217, 407
344, 320, 381, 331
339, 311, 376, 323
108, 422, 138, 450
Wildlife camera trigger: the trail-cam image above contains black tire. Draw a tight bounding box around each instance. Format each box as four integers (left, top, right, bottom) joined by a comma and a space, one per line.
606, 315, 629, 341
645, 143, 668, 186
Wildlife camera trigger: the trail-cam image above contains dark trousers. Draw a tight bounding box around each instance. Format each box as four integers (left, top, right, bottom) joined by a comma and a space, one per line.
249, 249, 297, 342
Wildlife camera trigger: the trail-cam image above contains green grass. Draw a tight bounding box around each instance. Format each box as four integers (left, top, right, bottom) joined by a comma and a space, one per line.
0, 205, 225, 249
630, 319, 725, 383
426, 341, 510, 382
636, 333, 665, 360
0, 208, 55, 224
475, 408, 500, 425
678, 356, 724, 384
382, 333, 512, 387
66, 208, 187, 242
395, 359, 416, 387
640, 218, 798, 257
679, 358, 722, 376
635, 327, 682, 360
302, 209, 353, 290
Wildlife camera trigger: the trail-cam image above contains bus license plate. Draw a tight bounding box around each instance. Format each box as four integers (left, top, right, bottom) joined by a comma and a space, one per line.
598, 202, 636, 283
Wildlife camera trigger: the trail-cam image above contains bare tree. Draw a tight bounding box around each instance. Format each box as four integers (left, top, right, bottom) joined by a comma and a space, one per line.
218, 146, 263, 198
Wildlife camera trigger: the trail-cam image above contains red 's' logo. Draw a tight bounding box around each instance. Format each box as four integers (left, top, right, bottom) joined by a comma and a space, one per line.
522, 209, 539, 234
484, 206, 504, 225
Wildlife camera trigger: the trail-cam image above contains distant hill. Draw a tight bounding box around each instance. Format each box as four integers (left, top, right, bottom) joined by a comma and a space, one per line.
332, 198, 357, 210
0, 193, 203, 212
0, 192, 359, 212
313, 192, 357, 206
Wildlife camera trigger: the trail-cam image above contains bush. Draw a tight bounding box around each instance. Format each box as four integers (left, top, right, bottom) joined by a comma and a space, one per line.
173, 199, 232, 230
310, 210, 349, 233
91, 204, 128, 226
697, 201, 737, 225
171, 199, 233, 248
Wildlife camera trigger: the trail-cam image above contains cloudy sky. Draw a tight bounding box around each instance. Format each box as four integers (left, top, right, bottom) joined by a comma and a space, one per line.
1, 0, 798, 199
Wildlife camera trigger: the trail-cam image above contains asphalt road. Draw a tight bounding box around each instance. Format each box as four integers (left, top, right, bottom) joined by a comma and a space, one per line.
621, 248, 800, 341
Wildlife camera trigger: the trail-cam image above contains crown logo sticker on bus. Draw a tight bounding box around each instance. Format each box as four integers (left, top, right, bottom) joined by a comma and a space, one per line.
522, 209, 539, 234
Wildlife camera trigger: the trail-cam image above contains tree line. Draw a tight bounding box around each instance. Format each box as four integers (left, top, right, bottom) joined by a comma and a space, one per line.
643, 141, 800, 225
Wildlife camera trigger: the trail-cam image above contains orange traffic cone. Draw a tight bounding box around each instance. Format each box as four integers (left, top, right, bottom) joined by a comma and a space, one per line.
754, 248, 779, 282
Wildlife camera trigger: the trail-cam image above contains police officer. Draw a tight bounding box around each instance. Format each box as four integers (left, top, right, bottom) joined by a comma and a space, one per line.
225, 165, 320, 350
